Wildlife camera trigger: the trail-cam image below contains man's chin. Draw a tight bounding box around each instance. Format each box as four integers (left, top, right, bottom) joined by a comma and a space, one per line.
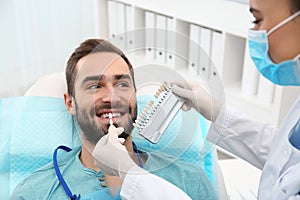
101, 123, 129, 139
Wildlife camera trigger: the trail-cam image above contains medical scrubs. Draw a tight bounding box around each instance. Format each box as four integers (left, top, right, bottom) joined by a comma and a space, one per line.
208, 95, 300, 199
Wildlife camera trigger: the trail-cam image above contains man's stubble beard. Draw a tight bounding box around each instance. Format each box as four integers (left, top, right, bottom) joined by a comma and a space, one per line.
74, 100, 137, 146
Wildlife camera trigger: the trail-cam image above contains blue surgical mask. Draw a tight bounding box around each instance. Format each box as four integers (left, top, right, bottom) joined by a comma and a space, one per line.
248, 10, 300, 86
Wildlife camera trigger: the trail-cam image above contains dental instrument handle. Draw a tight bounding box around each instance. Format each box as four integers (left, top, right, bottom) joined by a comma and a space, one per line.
109, 113, 113, 126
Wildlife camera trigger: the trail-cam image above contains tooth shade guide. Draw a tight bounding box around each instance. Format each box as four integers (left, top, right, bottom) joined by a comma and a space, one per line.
135, 82, 184, 143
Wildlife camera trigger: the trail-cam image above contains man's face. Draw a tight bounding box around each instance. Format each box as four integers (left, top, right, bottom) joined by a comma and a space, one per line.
72, 52, 137, 145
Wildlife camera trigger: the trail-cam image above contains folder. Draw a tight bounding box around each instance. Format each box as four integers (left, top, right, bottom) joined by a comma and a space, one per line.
116, 2, 126, 50
107, 0, 118, 40
241, 42, 259, 96
257, 75, 275, 103
145, 11, 156, 59
125, 5, 135, 51
188, 24, 200, 74
199, 27, 212, 81
210, 31, 223, 83
166, 17, 176, 68
155, 14, 167, 65
174, 20, 189, 71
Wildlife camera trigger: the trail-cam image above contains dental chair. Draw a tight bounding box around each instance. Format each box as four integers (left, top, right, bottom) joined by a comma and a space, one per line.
1, 72, 228, 199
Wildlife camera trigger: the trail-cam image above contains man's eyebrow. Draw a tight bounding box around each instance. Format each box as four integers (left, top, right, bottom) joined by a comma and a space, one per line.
80, 74, 132, 86
81, 75, 104, 86
114, 74, 132, 81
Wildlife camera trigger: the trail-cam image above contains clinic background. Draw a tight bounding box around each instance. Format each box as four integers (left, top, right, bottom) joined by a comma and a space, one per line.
2, 0, 300, 127
1, 0, 300, 199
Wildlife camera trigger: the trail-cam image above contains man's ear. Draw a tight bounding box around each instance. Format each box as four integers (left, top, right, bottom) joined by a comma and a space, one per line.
64, 92, 76, 114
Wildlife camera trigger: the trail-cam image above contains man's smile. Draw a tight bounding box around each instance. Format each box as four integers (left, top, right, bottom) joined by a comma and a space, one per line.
95, 110, 128, 124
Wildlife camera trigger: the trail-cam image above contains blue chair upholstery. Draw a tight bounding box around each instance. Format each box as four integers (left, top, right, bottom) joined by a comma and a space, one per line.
0, 96, 80, 198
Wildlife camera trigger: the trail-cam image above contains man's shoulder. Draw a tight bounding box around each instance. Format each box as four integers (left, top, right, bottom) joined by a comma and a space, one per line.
10, 147, 80, 199
145, 152, 218, 200
145, 151, 201, 170
145, 151, 208, 184
22, 146, 79, 181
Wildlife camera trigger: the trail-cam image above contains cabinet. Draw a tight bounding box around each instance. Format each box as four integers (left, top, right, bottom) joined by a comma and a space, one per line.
99, 0, 300, 126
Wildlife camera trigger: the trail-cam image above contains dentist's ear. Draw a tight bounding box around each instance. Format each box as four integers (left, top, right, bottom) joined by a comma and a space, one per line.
64, 92, 76, 114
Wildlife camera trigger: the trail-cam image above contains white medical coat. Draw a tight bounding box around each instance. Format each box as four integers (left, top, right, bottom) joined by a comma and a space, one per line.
207, 95, 300, 199
120, 166, 191, 200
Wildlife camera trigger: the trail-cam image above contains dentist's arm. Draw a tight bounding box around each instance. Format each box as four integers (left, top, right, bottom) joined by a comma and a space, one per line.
92, 125, 191, 200
172, 81, 277, 169
121, 166, 191, 200
172, 81, 222, 122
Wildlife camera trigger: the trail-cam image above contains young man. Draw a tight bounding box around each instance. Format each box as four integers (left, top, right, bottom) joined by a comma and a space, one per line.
11, 39, 217, 199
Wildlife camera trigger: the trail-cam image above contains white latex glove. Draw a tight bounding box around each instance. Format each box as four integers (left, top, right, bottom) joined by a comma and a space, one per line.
92, 124, 137, 179
172, 81, 221, 122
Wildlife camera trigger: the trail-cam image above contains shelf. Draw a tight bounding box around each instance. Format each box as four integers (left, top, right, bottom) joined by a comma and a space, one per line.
115, 0, 252, 37
105, 0, 300, 126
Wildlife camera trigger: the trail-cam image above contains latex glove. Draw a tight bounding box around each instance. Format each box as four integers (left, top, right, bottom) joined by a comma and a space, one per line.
172, 81, 221, 121
92, 125, 137, 179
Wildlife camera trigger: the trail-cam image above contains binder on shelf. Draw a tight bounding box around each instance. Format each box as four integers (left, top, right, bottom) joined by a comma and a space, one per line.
125, 5, 135, 50
257, 75, 275, 103
199, 27, 212, 81
166, 17, 176, 68
210, 31, 223, 83
241, 42, 259, 96
174, 20, 189, 71
116, 2, 126, 50
188, 24, 200, 74
107, 0, 118, 39
145, 11, 156, 60
155, 14, 167, 65
132, 8, 146, 53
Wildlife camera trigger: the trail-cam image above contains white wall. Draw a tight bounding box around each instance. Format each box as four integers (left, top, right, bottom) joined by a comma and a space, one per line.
0, 0, 98, 97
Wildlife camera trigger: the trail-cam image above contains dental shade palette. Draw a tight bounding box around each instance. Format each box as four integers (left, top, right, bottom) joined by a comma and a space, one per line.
133, 82, 184, 143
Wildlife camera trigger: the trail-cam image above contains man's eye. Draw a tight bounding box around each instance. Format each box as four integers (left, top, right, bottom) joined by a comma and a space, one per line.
116, 82, 130, 88
87, 84, 101, 90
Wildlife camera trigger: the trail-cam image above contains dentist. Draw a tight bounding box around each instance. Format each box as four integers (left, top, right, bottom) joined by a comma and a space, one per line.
172, 0, 300, 199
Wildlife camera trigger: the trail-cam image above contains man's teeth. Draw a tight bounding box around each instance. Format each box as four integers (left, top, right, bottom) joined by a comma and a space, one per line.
100, 113, 121, 118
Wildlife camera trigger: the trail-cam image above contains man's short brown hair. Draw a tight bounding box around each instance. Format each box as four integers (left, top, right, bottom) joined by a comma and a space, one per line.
65, 39, 135, 97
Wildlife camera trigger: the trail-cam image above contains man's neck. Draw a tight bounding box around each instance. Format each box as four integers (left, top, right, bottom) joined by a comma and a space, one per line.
79, 135, 147, 189
79, 135, 144, 171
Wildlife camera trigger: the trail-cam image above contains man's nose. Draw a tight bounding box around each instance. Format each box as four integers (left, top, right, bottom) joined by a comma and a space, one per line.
100, 86, 121, 103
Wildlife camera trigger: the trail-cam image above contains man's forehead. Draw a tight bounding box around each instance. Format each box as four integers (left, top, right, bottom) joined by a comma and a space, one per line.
76, 52, 131, 81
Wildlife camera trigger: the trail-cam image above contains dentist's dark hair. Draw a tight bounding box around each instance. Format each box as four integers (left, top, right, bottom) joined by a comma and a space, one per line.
65, 39, 135, 97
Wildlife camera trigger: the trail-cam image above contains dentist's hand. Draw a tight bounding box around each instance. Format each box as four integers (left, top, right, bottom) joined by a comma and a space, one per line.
92, 125, 137, 179
172, 81, 222, 122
